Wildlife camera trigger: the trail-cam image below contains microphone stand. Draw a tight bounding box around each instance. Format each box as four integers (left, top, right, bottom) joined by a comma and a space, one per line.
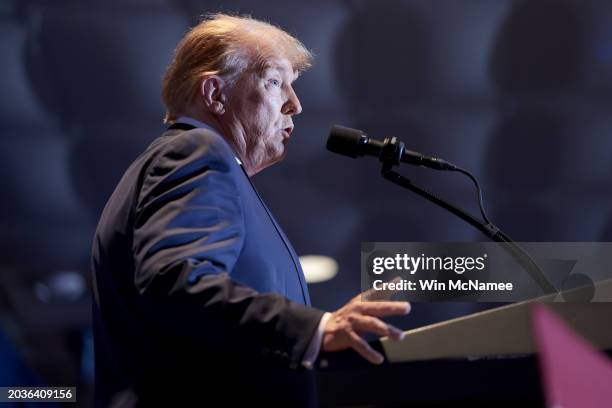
379, 137, 557, 295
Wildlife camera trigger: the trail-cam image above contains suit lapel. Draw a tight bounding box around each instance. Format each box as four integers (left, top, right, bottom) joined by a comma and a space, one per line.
237, 165, 311, 306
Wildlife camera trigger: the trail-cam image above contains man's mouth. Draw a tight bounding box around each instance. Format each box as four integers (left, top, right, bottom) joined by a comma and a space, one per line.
282, 126, 294, 138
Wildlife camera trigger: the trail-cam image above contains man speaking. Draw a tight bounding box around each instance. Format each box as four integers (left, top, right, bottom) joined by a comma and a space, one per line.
91, 13, 409, 407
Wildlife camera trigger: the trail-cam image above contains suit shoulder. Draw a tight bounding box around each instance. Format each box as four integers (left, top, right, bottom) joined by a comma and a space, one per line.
156, 128, 238, 168
138, 128, 242, 203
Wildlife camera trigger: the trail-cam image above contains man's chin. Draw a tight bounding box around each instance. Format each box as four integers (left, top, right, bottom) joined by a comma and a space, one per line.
258, 146, 287, 172
274, 147, 287, 163
281, 138, 290, 151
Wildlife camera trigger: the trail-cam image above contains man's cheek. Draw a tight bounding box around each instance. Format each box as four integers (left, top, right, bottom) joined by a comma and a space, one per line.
249, 109, 268, 133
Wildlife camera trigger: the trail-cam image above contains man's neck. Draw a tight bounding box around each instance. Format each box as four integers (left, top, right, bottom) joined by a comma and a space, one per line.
175, 108, 223, 134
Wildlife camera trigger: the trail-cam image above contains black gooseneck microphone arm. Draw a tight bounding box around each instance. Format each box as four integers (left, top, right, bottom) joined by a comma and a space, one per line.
378, 136, 558, 295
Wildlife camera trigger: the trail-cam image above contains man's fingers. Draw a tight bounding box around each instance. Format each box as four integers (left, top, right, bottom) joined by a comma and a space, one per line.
351, 315, 388, 337
356, 301, 411, 317
351, 315, 405, 341
348, 330, 384, 364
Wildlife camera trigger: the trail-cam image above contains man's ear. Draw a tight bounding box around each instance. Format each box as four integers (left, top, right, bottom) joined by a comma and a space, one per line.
199, 75, 226, 115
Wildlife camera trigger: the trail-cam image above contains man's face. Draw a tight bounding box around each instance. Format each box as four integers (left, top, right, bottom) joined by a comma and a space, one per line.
223, 55, 302, 174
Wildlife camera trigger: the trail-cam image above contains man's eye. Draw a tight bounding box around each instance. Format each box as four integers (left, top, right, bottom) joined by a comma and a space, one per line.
269, 79, 280, 87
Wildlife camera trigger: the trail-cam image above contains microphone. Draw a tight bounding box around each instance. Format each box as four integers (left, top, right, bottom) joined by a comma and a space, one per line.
326, 125, 456, 171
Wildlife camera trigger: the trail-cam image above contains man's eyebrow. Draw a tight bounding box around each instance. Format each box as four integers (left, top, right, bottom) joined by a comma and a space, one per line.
261, 65, 297, 83
262, 66, 281, 74
259, 65, 281, 78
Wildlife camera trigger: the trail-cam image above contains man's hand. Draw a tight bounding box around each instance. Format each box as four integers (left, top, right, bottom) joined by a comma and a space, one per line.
321, 293, 410, 364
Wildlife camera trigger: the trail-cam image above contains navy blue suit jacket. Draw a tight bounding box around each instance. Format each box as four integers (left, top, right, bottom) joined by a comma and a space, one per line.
91, 124, 324, 407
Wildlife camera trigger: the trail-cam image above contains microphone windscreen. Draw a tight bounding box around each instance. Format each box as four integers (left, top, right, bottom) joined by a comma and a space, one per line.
326, 125, 365, 158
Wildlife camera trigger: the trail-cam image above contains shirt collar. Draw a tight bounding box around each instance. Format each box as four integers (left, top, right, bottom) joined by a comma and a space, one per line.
174, 116, 242, 165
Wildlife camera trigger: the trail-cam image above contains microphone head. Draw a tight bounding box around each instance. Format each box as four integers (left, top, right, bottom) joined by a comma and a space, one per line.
326, 125, 367, 158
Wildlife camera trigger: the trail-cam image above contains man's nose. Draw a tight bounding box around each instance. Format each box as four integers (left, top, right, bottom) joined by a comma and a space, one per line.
282, 87, 302, 116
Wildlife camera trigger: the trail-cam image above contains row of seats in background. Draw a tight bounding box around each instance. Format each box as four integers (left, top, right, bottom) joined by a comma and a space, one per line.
1, 1, 611, 405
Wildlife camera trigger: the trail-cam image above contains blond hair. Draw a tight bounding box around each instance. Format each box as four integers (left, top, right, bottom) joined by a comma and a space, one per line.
161, 13, 312, 123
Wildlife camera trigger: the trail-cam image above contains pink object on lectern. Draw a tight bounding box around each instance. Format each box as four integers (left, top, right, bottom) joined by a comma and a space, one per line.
531, 304, 612, 408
